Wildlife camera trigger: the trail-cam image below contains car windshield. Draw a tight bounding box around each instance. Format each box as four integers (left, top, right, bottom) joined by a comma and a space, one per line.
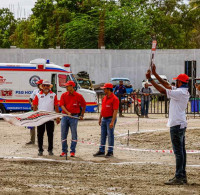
70, 74, 80, 88
112, 80, 131, 85
77, 79, 91, 87
195, 80, 200, 84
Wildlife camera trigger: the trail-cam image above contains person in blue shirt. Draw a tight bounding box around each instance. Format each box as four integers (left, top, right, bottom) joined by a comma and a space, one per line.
114, 80, 127, 117
114, 80, 127, 96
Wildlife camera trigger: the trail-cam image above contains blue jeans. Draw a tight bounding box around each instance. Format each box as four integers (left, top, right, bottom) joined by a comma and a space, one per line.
141, 100, 149, 116
99, 118, 116, 153
61, 115, 78, 153
170, 125, 186, 178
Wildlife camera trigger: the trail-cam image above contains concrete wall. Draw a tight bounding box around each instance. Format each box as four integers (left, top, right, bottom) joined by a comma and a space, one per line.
0, 49, 199, 89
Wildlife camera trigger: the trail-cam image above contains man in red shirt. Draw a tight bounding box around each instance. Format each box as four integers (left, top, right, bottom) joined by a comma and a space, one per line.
60, 81, 86, 158
93, 83, 119, 157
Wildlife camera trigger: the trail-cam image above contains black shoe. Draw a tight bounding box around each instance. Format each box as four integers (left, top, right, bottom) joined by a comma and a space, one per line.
182, 177, 188, 184
49, 151, 54, 156
93, 151, 105, 157
26, 141, 34, 145
38, 151, 43, 156
168, 176, 187, 184
164, 177, 184, 185
105, 152, 113, 158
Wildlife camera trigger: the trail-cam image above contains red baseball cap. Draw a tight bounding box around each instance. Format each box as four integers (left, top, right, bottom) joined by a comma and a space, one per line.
36, 79, 43, 84
173, 74, 189, 83
64, 80, 76, 87
101, 83, 113, 89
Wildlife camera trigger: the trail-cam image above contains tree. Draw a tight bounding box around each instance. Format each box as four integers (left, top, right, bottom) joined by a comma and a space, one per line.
31, 0, 55, 48
0, 8, 16, 48
10, 19, 37, 48
62, 14, 99, 48
8, 0, 200, 49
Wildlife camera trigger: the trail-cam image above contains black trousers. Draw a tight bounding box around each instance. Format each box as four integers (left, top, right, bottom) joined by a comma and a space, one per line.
37, 121, 54, 152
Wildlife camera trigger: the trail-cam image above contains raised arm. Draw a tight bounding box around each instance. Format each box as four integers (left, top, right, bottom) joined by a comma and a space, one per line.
146, 70, 166, 95
152, 64, 172, 89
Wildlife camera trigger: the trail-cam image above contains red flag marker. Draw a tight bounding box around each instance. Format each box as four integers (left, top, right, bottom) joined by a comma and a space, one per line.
149, 40, 157, 70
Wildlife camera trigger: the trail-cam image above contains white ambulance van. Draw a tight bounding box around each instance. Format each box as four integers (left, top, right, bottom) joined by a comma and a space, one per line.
0, 58, 98, 113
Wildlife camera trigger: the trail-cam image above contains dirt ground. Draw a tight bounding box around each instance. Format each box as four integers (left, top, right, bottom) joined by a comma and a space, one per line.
0, 113, 200, 195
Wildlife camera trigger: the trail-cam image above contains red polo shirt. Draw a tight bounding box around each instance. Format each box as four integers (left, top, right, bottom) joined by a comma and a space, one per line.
60, 91, 86, 114
101, 93, 119, 117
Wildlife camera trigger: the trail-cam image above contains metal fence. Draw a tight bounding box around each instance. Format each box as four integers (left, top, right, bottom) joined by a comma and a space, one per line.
97, 93, 200, 117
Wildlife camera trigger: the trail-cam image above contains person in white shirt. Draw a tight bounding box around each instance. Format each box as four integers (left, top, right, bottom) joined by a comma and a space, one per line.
26, 79, 43, 145
33, 80, 60, 156
146, 64, 190, 185
195, 83, 200, 96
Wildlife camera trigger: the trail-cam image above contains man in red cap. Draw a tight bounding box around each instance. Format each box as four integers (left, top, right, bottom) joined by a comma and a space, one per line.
93, 83, 119, 157
60, 80, 86, 158
26, 79, 43, 145
146, 64, 190, 185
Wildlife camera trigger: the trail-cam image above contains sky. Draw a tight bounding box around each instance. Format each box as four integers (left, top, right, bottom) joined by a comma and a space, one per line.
0, 0, 190, 19
0, 0, 37, 19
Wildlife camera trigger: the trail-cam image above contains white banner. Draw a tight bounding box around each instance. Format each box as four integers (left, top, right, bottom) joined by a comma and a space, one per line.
0, 111, 78, 127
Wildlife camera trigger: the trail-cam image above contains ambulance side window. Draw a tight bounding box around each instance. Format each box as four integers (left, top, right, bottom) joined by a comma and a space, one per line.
51, 74, 57, 93
58, 74, 70, 88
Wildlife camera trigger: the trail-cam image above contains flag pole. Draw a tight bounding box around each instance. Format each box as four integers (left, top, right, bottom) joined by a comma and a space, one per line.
149, 39, 157, 71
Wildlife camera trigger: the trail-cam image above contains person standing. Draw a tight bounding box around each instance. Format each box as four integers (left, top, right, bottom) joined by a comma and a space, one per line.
94, 83, 119, 158
195, 83, 200, 96
146, 64, 190, 185
140, 82, 152, 118
60, 81, 86, 158
26, 79, 43, 145
114, 80, 126, 117
33, 80, 60, 156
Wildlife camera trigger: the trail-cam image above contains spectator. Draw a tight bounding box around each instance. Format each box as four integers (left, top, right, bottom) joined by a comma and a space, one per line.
140, 82, 152, 118
195, 83, 200, 96
33, 80, 60, 156
26, 79, 43, 145
114, 80, 127, 117
60, 81, 86, 158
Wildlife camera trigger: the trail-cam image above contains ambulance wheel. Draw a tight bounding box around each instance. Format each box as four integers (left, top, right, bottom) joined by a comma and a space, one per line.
0, 105, 6, 114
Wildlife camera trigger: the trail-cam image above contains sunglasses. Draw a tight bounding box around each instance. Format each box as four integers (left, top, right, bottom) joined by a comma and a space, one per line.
43, 84, 50, 87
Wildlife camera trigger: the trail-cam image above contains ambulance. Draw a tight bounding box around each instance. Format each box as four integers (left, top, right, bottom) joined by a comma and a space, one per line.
0, 58, 98, 113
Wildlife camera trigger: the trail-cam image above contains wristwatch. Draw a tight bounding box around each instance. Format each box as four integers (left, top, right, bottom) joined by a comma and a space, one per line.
148, 77, 153, 82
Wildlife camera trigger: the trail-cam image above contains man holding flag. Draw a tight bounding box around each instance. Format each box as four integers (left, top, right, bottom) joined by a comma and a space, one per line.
146, 64, 190, 185
33, 80, 60, 156
26, 79, 43, 145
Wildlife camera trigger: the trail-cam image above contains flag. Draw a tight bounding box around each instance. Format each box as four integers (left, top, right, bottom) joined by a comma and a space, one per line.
0, 111, 78, 127
149, 40, 157, 70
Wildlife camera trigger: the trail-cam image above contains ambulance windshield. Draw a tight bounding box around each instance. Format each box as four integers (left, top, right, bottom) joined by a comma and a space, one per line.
58, 74, 80, 89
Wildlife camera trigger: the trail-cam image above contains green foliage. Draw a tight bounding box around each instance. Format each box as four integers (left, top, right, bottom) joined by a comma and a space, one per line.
0, 8, 16, 48
105, 3, 151, 49
62, 14, 99, 48
0, 0, 200, 49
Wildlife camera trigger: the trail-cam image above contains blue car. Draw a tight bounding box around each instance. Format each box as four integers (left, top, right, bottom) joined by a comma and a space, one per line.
111, 78, 133, 94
